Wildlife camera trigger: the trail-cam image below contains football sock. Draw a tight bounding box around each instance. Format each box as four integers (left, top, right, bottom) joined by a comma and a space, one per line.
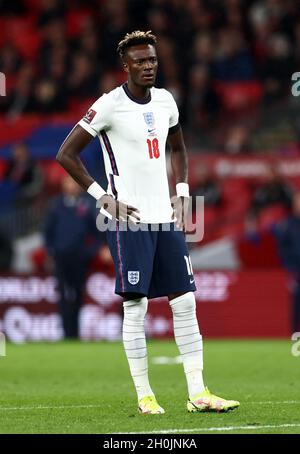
123, 297, 154, 401
169, 292, 205, 398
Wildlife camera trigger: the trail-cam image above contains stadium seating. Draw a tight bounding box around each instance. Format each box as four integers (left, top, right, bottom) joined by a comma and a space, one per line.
2, 17, 41, 60
214, 81, 263, 111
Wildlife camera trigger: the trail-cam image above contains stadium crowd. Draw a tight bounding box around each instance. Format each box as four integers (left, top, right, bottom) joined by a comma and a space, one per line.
0, 0, 299, 142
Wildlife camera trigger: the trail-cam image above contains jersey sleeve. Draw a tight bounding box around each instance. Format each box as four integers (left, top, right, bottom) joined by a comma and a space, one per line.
77, 94, 113, 137
167, 91, 179, 128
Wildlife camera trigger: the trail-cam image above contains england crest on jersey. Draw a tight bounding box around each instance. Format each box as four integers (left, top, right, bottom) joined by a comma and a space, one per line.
128, 271, 140, 285
143, 112, 156, 136
143, 112, 155, 127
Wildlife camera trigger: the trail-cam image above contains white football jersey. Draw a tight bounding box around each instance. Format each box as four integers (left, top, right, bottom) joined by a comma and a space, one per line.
77, 84, 179, 223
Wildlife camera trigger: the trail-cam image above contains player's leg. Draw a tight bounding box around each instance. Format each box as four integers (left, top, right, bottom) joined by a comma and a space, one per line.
106, 221, 164, 414
123, 293, 164, 414
169, 291, 239, 412
149, 226, 206, 400
151, 225, 239, 412
168, 291, 205, 397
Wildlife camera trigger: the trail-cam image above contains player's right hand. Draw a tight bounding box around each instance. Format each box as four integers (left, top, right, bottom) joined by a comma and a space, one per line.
171, 195, 189, 231
98, 194, 140, 222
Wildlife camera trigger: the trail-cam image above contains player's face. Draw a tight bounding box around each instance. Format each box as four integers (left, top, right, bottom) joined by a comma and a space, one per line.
124, 44, 158, 88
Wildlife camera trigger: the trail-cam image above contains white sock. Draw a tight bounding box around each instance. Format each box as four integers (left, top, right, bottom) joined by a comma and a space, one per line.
170, 292, 205, 398
122, 297, 154, 401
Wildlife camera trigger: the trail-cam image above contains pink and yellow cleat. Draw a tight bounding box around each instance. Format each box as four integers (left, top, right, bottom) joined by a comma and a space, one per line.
187, 387, 240, 413
138, 396, 165, 414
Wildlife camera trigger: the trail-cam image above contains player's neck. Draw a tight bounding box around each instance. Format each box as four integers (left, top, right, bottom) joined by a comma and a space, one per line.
126, 81, 151, 102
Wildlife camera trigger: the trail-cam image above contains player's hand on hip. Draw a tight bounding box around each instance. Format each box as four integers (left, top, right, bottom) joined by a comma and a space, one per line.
99, 194, 140, 222
171, 195, 189, 231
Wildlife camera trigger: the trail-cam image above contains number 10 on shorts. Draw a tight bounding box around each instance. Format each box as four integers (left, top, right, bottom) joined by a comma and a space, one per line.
184, 255, 193, 276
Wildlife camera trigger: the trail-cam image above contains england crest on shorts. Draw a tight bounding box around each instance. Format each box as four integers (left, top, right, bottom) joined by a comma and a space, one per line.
128, 271, 140, 285
143, 112, 155, 127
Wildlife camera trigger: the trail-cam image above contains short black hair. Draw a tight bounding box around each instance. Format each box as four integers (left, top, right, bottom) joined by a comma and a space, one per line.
117, 30, 157, 58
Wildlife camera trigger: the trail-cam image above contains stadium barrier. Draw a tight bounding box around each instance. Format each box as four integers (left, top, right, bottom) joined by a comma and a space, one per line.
0, 270, 290, 342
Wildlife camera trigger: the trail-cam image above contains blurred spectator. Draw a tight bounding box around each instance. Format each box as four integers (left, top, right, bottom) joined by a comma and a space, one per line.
100, 0, 129, 68
38, 0, 66, 26
294, 20, 300, 63
147, 8, 169, 35
249, 164, 293, 220
0, 0, 27, 15
44, 175, 104, 338
78, 25, 100, 62
186, 64, 220, 133
40, 18, 68, 67
213, 28, 256, 82
0, 43, 22, 77
261, 34, 295, 103
275, 192, 300, 333
224, 125, 251, 154
33, 79, 66, 113
0, 44, 23, 113
191, 165, 222, 207
6, 63, 35, 118
99, 70, 120, 94
156, 36, 179, 92
192, 33, 215, 68
3, 143, 43, 205
68, 52, 99, 98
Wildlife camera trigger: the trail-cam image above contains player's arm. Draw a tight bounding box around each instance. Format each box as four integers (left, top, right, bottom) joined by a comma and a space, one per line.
56, 125, 140, 222
56, 125, 95, 189
167, 125, 188, 184
167, 125, 189, 230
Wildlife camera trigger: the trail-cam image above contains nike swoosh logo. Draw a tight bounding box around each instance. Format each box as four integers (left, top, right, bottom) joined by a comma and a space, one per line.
190, 279, 195, 284
148, 128, 155, 133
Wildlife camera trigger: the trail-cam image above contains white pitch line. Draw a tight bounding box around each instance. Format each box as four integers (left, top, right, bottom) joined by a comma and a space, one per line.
113, 423, 300, 435
0, 401, 299, 411
254, 401, 300, 405
0, 404, 103, 411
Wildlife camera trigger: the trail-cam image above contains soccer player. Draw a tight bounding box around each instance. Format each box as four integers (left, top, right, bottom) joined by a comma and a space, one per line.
56, 31, 240, 414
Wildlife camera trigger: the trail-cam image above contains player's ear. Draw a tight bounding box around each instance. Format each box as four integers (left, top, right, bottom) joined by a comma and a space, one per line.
122, 54, 129, 73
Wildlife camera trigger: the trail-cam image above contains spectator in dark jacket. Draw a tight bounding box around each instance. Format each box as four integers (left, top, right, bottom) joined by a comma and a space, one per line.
191, 165, 222, 207
44, 174, 104, 338
249, 165, 293, 220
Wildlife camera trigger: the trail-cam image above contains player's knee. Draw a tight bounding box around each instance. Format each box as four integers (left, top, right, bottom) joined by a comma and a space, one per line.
123, 297, 148, 320
169, 291, 196, 314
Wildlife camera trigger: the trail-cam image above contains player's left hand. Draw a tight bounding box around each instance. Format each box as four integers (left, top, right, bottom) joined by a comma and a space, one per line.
171, 196, 189, 231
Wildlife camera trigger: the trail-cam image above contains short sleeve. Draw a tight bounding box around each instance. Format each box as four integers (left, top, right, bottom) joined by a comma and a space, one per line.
167, 91, 179, 128
77, 94, 113, 137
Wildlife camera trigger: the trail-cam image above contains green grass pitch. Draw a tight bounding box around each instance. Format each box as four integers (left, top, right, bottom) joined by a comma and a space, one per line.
0, 339, 299, 434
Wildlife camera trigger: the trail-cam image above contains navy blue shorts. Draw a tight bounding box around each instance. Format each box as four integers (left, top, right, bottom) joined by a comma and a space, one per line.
106, 221, 196, 299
